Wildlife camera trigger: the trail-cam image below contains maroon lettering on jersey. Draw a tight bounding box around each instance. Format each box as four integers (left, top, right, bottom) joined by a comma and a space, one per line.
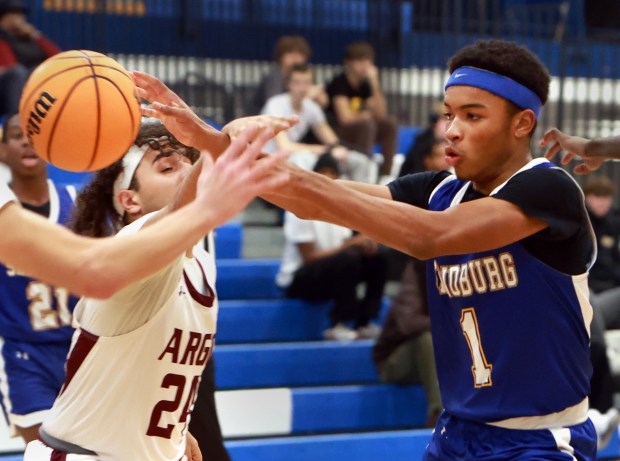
158, 328, 183, 363
159, 329, 214, 365
195, 334, 213, 366
179, 332, 202, 365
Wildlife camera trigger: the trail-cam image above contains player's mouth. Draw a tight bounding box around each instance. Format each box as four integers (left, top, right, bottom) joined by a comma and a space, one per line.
21, 151, 40, 168
445, 146, 462, 167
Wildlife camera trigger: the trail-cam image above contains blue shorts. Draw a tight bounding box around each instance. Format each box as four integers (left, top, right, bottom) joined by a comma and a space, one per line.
424, 411, 596, 461
0, 338, 70, 430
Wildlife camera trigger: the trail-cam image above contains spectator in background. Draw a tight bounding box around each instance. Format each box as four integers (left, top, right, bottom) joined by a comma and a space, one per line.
276, 153, 388, 341
373, 260, 442, 428
325, 41, 398, 181
373, 137, 448, 429
0, 0, 60, 115
580, 175, 620, 448
261, 63, 371, 183
585, 175, 620, 303
246, 35, 326, 116
399, 103, 448, 177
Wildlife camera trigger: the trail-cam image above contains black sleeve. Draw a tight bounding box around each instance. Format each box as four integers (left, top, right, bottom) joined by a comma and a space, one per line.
387, 170, 452, 209
492, 167, 584, 240
327, 74, 349, 98
361, 79, 372, 99
493, 167, 592, 275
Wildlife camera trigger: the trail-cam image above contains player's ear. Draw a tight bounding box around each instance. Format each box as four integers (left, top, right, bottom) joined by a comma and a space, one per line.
117, 189, 142, 216
513, 109, 536, 139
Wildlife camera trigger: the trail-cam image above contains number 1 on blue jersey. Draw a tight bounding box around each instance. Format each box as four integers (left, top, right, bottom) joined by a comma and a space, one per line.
460, 307, 493, 387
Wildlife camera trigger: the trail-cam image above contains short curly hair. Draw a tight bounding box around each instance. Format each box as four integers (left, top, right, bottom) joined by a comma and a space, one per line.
448, 39, 550, 106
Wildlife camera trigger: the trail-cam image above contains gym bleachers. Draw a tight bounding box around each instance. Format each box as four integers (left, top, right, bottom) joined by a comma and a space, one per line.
210, 221, 432, 460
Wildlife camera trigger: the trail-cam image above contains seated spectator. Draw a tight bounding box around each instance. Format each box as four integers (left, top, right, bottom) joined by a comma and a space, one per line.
325, 41, 398, 180
276, 153, 388, 341
399, 103, 448, 177
246, 35, 325, 116
581, 175, 620, 448
261, 63, 371, 183
0, 0, 60, 115
372, 260, 442, 428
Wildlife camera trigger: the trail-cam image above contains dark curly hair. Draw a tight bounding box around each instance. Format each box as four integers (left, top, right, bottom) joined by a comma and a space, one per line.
71, 122, 199, 238
448, 39, 550, 106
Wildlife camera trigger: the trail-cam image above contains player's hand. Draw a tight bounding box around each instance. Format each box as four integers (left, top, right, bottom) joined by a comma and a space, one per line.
367, 65, 379, 83
185, 432, 202, 461
197, 125, 289, 226
222, 115, 299, 142
132, 71, 208, 149
540, 128, 605, 174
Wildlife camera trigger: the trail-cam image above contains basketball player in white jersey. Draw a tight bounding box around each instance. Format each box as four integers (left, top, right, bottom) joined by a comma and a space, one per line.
22, 121, 286, 460
0, 113, 294, 298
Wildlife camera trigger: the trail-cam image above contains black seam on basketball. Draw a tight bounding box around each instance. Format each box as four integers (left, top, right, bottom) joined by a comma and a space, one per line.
46, 75, 97, 165
93, 75, 139, 151
84, 52, 102, 171
21, 64, 133, 117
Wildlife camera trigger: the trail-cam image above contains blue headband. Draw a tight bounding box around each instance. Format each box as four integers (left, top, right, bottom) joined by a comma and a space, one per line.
444, 66, 543, 119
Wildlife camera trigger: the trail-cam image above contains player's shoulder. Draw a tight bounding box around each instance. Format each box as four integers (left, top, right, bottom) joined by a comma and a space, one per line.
501, 161, 581, 197
116, 210, 162, 237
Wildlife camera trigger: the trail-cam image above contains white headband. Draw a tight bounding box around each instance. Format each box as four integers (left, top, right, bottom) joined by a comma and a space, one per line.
112, 144, 149, 216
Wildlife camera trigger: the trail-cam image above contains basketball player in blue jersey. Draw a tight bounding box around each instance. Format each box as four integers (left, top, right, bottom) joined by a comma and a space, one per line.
141, 40, 599, 460
0, 113, 79, 443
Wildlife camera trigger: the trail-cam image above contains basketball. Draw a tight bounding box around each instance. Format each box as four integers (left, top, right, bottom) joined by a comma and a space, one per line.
18, 50, 141, 172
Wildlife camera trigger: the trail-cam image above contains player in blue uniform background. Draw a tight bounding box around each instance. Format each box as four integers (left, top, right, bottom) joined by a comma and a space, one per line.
138, 39, 599, 459
0, 113, 78, 443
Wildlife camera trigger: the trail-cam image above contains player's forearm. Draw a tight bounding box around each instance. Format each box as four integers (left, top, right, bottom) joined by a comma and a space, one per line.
193, 124, 230, 158
79, 201, 219, 297
0, 202, 217, 298
586, 136, 620, 159
263, 169, 440, 259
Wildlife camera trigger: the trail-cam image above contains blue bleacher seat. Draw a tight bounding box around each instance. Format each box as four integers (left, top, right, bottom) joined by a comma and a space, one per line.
214, 222, 243, 259
216, 259, 283, 300
214, 340, 379, 389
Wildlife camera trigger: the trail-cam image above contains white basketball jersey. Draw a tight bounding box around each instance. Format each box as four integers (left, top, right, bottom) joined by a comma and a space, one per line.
41, 214, 218, 461
0, 182, 15, 209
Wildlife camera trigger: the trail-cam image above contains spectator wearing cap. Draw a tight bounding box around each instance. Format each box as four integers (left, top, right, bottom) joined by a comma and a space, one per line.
0, 0, 61, 115
276, 153, 388, 341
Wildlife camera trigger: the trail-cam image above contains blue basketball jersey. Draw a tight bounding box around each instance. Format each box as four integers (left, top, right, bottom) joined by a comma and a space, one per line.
426, 160, 595, 424
0, 180, 78, 343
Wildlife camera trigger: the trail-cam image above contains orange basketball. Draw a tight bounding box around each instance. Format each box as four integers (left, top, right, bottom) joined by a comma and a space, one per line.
18, 50, 141, 172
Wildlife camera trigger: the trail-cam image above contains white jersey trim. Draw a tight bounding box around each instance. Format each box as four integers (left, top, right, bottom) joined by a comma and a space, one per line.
428, 174, 458, 205
487, 397, 588, 430
47, 179, 60, 224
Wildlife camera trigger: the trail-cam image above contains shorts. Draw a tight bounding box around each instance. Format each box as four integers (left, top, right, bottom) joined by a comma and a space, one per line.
24, 440, 191, 461
24, 440, 99, 461
0, 338, 70, 432
424, 411, 597, 461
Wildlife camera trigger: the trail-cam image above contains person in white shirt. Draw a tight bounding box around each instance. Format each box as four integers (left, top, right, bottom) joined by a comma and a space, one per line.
261, 62, 372, 183
276, 153, 387, 341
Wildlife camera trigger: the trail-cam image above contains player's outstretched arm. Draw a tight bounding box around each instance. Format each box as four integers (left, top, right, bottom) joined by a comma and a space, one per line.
263, 167, 546, 260
133, 70, 298, 156
540, 128, 616, 174
0, 128, 288, 298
